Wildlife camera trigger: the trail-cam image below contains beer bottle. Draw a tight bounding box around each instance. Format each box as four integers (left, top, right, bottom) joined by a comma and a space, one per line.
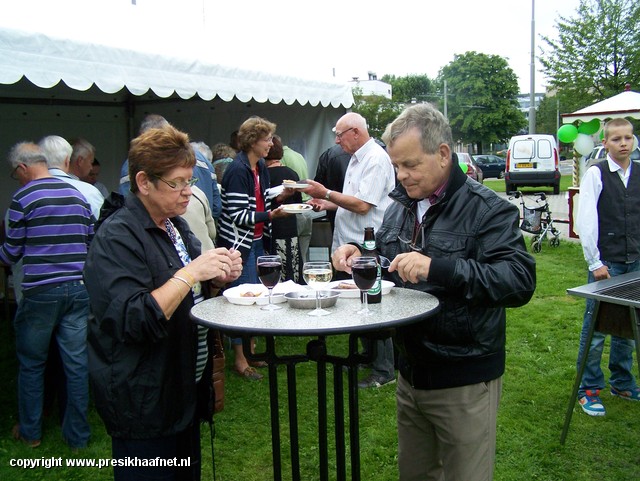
361, 226, 382, 304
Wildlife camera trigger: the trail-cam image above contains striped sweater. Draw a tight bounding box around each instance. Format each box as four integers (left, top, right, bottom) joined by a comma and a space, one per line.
217, 152, 276, 259
0, 177, 94, 293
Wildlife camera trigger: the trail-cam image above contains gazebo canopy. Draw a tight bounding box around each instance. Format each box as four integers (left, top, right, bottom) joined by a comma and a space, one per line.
562, 85, 640, 123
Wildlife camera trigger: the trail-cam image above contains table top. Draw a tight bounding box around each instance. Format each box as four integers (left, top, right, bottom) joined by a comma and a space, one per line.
567, 270, 640, 308
190, 287, 439, 336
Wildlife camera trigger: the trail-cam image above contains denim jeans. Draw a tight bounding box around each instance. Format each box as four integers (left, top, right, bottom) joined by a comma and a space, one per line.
14, 280, 91, 447
577, 260, 639, 397
361, 337, 395, 380
229, 239, 264, 346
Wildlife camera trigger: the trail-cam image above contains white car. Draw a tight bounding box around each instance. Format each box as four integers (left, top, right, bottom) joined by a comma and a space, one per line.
585, 145, 640, 167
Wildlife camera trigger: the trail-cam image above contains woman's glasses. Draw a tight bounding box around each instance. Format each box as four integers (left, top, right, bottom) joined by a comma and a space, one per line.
154, 176, 198, 191
397, 208, 425, 252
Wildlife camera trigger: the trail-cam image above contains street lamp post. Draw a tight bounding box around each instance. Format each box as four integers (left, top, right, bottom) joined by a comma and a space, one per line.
444, 80, 448, 119
529, 0, 536, 134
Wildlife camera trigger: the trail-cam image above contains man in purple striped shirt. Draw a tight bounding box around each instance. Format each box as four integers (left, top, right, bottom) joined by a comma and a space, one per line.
0, 142, 94, 449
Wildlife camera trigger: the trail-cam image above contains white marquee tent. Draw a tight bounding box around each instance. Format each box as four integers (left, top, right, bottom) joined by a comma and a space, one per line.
0, 27, 354, 213
561, 86, 640, 123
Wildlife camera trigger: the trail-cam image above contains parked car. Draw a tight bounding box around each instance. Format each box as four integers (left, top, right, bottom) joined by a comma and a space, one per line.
505, 134, 560, 195
585, 145, 640, 168
473, 154, 506, 179
455, 152, 483, 183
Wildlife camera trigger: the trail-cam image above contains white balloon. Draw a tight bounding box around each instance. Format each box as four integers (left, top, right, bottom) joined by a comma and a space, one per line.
574, 133, 595, 156
634, 135, 639, 151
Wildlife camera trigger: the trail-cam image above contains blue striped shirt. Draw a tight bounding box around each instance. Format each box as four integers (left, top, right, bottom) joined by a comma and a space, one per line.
0, 177, 94, 293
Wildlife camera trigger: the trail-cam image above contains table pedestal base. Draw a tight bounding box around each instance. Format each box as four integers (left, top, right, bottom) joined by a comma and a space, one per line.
242, 330, 390, 481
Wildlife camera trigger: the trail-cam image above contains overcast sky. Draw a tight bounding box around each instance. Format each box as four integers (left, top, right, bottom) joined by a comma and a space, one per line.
2, 0, 583, 93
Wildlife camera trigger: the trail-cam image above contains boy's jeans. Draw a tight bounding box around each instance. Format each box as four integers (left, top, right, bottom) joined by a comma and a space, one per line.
577, 260, 639, 397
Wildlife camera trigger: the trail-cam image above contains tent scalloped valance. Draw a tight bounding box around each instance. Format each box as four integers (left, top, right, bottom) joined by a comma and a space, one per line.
561, 89, 640, 124
0, 27, 354, 109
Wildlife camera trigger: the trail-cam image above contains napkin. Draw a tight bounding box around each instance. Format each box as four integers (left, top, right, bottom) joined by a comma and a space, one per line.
273, 280, 308, 294
266, 185, 284, 197
238, 280, 308, 296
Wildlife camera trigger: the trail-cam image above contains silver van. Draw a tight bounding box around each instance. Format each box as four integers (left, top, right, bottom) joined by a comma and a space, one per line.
504, 134, 561, 195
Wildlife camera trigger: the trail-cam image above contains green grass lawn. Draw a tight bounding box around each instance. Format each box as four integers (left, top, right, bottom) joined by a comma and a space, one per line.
1, 234, 639, 480
484, 174, 574, 194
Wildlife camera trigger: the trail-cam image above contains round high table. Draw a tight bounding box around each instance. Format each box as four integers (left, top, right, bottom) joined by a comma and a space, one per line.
191, 288, 439, 481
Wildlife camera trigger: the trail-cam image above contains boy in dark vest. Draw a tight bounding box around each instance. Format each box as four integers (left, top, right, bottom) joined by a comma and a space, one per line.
575, 118, 640, 416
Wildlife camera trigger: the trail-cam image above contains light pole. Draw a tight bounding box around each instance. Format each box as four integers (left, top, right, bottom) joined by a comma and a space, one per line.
529, 0, 536, 134
443, 80, 448, 119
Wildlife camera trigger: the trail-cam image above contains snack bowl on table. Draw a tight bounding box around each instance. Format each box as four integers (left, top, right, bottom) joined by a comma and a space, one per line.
284, 291, 339, 309
223, 284, 287, 306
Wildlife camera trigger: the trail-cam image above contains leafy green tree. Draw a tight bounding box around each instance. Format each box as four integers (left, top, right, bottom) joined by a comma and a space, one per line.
438, 51, 526, 153
351, 87, 404, 140
381, 74, 434, 104
540, 0, 640, 106
535, 91, 587, 135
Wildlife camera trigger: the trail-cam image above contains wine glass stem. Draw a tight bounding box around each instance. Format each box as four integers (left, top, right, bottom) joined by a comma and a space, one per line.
316, 289, 320, 311
268, 288, 273, 306
362, 291, 368, 312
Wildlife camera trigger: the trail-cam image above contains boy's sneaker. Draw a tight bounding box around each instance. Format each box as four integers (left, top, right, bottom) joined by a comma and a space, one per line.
578, 389, 606, 416
610, 386, 640, 401
358, 374, 396, 389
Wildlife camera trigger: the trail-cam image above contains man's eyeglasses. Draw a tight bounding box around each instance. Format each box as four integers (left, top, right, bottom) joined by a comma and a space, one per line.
335, 127, 354, 140
154, 176, 198, 191
397, 208, 425, 252
9, 164, 22, 181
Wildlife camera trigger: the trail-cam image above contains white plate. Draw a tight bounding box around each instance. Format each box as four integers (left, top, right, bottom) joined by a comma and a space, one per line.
283, 203, 313, 214
328, 279, 395, 298
222, 281, 305, 305
223, 284, 287, 306
282, 182, 309, 189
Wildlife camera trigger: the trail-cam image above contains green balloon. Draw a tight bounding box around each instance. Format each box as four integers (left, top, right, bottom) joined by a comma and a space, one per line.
578, 119, 600, 135
557, 124, 579, 143
459, 162, 468, 174
600, 129, 605, 140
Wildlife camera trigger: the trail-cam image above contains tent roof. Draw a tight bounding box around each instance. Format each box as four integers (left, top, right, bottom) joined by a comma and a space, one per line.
0, 27, 354, 108
561, 88, 640, 123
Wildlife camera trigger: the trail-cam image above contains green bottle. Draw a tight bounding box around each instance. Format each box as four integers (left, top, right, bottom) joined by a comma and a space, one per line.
361, 226, 381, 304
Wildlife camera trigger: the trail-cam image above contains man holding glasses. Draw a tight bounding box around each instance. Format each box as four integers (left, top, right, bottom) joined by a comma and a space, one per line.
332, 104, 536, 480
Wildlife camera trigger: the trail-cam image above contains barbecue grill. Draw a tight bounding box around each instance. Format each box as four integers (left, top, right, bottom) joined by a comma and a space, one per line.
561, 270, 640, 443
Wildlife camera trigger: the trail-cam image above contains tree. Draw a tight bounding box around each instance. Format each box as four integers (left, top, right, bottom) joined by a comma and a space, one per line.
381, 74, 435, 104
438, 51, 526, 154
535, 91, 587, 135
350, 87, 403, 140
540, 0, 640, 106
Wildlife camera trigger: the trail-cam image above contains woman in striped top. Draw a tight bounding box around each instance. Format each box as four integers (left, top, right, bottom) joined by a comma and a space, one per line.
217, 116, 292, 379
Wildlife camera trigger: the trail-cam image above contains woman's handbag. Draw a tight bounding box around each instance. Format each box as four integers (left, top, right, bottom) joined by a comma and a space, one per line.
211, 330, 225, 413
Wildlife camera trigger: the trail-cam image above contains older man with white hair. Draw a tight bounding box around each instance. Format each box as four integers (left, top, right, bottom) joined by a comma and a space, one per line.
301, 112, 396, 389
39, 135, 104, 220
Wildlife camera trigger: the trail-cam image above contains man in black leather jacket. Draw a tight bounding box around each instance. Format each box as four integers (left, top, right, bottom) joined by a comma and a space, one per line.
332, 103, 536, 481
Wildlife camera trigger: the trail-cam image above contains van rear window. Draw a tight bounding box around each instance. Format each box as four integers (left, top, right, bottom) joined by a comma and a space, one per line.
537, 140, 553, 158
512, 139, 553, 159
512, 140, 535, 159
